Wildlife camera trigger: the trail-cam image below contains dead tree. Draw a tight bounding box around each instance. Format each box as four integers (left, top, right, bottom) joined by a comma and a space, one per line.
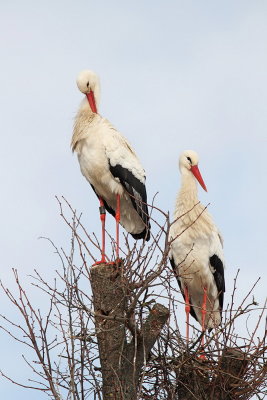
90, 262, 169, 399
0, 197, 266, 399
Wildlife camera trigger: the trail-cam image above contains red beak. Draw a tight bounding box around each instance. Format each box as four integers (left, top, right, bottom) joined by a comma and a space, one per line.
190, 165, 207, 192
86, 91, 97, 113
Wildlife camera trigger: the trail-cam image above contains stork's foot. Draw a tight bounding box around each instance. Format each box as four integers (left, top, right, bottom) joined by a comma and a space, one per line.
93, 259, 108, 266
198, 352, 207, 361
107, 258, 123, 267
197, 343, 208, 360
93, 258, 122, 267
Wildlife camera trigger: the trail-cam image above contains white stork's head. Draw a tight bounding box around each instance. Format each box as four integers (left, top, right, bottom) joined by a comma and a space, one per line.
179, 150, 207, 192
76, 70, 100, 114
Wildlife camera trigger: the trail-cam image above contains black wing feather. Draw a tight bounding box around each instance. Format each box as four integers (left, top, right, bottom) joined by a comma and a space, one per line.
210, 254, 225, 311
170, 257, 198, 322
109, 163, 150, 241
90, 184, 115, 217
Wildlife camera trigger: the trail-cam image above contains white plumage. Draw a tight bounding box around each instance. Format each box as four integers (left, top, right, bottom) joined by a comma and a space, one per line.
169, 150, 225, 331
71, 70, 150, 243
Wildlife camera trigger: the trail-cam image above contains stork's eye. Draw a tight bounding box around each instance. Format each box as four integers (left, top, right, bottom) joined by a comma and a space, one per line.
86, 81, 90, 88
187, 157, 192, 163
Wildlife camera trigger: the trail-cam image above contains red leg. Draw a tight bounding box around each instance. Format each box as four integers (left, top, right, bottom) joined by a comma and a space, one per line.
199, 287, 207, 359
184, 286, 190, 343
201, 287, 207, 345
115, 194, 120, 260
94, 198, 106, 265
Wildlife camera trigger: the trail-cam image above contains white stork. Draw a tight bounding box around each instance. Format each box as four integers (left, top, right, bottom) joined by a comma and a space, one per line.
71, 70, 150, 263
169, 150, 225, 346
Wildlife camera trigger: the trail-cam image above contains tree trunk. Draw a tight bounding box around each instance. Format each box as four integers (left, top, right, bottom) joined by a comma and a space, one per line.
91, 263, 169, 400
212, 348, 249, 400
175, 347, 249, 400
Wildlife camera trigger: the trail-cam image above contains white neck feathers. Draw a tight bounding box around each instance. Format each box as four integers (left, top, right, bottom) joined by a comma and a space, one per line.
173, 167, 214, 238
174, 169, 198, 216
71, 101, 97, 151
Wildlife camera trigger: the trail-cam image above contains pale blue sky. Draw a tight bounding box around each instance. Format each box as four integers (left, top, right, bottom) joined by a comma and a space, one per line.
0, 1, 266, 398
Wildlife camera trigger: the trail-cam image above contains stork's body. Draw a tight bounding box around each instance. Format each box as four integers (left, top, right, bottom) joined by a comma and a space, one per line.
169, 150, 225, 341
72, 70, 150, 262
